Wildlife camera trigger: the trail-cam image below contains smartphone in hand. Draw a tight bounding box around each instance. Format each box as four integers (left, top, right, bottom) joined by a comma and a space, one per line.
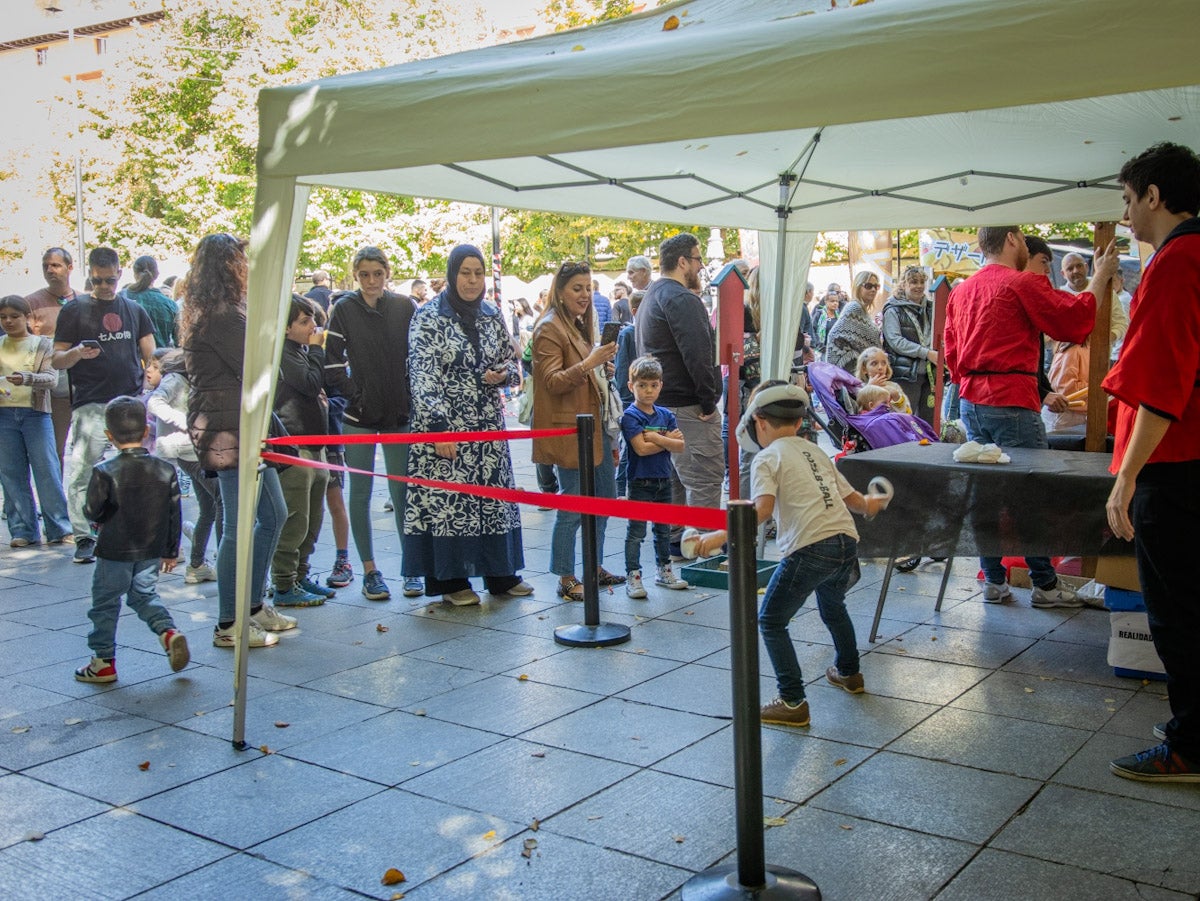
601, 321, 622, 345
80, 340, 101, 351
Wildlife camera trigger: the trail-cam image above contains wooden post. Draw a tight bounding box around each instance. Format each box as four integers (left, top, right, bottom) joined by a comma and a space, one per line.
1085, 221, 1117, 453
931, 275, 952, 433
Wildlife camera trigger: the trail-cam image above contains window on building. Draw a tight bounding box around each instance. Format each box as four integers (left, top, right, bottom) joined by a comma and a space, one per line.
94, 36, 107, 55
36, 46, 48, 66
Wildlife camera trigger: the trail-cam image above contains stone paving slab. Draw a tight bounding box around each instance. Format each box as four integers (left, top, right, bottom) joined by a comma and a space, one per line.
2, 452, 1199, 900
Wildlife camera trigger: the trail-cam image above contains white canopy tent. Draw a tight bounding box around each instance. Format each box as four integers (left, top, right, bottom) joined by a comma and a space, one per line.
229, 0, 1200, 738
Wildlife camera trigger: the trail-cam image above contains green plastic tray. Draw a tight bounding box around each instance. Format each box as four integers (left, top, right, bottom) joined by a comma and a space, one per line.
680, 555, 778, 589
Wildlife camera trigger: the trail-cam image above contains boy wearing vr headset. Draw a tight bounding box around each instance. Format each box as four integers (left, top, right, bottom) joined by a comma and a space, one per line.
692, 380, 892, 726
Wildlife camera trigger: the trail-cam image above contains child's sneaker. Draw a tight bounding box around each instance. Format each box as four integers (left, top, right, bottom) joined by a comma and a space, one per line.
298, 578, 336, 599
160, 629, 190, 672
273, 584, 325, 607
251, 604, 298, 632
213, 621, 278, 648
760, 696, 810, 727
626, 570, 647, 599
655, 563, 690, 590
74, 657, 117, 683
185, 562, 218, 584
327, 557, 353, 588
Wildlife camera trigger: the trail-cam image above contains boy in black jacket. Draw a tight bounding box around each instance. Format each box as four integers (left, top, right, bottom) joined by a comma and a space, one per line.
271, 297, 332, 607
75, 396, 188, 683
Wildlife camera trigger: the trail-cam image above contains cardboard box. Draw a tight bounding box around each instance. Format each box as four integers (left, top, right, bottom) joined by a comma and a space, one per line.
1108, 611, 1166, 679
1096, 556, 1140, 592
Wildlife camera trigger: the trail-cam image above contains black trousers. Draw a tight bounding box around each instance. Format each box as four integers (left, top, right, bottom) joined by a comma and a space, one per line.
1132, 459, 1200, 759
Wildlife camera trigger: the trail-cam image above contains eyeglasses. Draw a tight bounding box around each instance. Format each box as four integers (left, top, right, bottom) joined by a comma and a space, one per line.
863, 282, 880, 290
687, 256, 704, 264
92, 277, 119, 286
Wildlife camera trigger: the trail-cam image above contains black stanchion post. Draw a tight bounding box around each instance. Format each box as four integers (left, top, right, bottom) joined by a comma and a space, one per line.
554, 414, 631, 648
682, 501, 819, 900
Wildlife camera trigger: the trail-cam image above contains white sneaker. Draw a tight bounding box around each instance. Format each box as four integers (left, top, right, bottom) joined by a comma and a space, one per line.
655, 564, 690, 590
444, 588, 481, 606
982, 581, 1012, 604
1031, 583, 1084, 609
185, 563, 217, 584
626, 571, 647, 599
213, 621, 278, 648
251, 604, 298, 632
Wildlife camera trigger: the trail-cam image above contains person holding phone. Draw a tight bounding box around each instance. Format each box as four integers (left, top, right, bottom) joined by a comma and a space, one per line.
532, 259, 623, 600
52, 247, 156, 563
402, 244, 531, 606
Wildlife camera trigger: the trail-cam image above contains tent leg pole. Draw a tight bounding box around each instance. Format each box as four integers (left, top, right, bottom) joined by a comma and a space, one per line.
772, 174, 795, 381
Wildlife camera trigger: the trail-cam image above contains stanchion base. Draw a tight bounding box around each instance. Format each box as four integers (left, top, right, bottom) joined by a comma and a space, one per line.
553, 622, 632, 647
682, 864, 820, 900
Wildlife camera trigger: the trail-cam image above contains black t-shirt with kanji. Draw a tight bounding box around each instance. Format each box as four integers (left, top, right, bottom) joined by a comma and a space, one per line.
54, 294, 153, 408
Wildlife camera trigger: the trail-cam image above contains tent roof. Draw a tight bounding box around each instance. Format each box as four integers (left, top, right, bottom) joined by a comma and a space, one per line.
256, 0, 1200, 231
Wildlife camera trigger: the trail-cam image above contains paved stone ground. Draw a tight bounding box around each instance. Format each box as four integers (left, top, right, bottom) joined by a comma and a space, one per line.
2, 443, 1198, 900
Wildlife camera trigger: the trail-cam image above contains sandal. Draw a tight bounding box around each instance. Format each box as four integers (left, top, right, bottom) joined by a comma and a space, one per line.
557, 576, 585, 601
895, 556, 922, 573
597, 568, 626, 586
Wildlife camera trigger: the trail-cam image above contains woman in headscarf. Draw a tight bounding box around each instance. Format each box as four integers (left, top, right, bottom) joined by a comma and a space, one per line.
402, 245, 532, 606
824, 271, 883, 374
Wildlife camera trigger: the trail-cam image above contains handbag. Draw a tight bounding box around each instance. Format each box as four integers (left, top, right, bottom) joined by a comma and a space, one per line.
517, 379, 534, 425
603, 376, 624, 438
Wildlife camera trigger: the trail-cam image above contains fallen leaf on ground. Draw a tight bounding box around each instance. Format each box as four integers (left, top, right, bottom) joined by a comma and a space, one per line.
929, 635, 937, 641
260, 745, 273, 754
138, 761, 151, 771
414, 709, 426, 716
518, 674, 529, 681
483, 830, 497, 841
63, 718, 83, 726
662, 15, 680, 30
530, 751, 545, 758
833, 758, 847, 766
1024, 688, 1035, 694
630, 736, 641, 741
839, 824, 854, 830
571, 44, 584, 51
673, 835, 686, 843
763, 816, 788, 827
521, 847, 534, 859
391, 894, 405, 900
587, 815, 603, 821
376, 624, 389, 633
274, 721, 290, 728
11, 726, 30, 734
410, 761, 421, 766
524, 838, 538, 850
530, 819, 540, 831
381, 868, 406, 886
24, 832, 44, 842
1104, 698, 1115, 703
685, 611, 695, 616
635, 649, 648, 654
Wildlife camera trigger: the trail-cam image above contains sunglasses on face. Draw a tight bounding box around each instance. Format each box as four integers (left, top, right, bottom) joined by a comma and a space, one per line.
863, 282, 880, 290
560, 262, 590, 278
92, 277, 119, 286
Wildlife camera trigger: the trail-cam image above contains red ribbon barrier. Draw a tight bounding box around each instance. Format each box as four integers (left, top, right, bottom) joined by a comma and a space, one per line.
265, 427, 576, 447
260, 451, 726, 531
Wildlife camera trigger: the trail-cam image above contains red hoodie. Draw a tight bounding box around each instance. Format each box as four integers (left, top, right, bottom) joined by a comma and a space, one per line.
945, 263, 1096, 412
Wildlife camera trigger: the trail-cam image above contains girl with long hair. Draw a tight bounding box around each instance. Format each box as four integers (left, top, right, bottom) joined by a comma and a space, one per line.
181, 233, 294, 648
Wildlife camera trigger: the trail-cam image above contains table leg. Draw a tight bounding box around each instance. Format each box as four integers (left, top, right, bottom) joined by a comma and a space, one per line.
870, 557, 897, 643
935, 557, 954, 612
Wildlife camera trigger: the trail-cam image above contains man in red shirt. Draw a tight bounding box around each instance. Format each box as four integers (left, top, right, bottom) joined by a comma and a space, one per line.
945, 226, 1117, 608
1103, 142, 1200, 783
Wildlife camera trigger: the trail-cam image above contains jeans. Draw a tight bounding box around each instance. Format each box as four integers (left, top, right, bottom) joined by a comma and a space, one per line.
273, 448, 328, 588
64, 402, 111, 538
343, 423, 408, 567
759, 534, 860, 704
87, 557, 174, 659
624, 477, 672, 573
177, 458, 222, 567
0, 407, 71, 542
216, 467, 286, 624
536, 462, 559, 494
960, 399, 1058, 589
1132, 460, 1200, 760
551, 433, 615, 576
667, 405, 725, 544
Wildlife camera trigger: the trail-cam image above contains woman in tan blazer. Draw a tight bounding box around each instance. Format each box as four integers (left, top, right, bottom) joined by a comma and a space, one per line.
532, 261, 621, 600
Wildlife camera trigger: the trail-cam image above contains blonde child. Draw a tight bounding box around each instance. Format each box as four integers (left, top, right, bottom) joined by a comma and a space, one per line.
854, 384, 891, 413
855, 347, 910, 413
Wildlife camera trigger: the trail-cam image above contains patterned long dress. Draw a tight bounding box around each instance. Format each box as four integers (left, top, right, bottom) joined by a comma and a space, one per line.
402, 295, 524, 580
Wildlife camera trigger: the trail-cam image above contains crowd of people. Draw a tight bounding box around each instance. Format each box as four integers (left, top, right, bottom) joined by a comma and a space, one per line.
3, 141, 1195, 785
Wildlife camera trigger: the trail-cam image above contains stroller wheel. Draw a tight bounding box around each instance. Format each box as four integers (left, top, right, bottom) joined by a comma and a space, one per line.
895, 556, 922, 573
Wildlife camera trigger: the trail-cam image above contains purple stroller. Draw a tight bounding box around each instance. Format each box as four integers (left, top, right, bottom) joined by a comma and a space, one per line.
805, 361, 939, 456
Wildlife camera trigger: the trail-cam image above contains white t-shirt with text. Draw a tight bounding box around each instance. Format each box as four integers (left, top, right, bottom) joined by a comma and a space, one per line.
750, 436, 858, 558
